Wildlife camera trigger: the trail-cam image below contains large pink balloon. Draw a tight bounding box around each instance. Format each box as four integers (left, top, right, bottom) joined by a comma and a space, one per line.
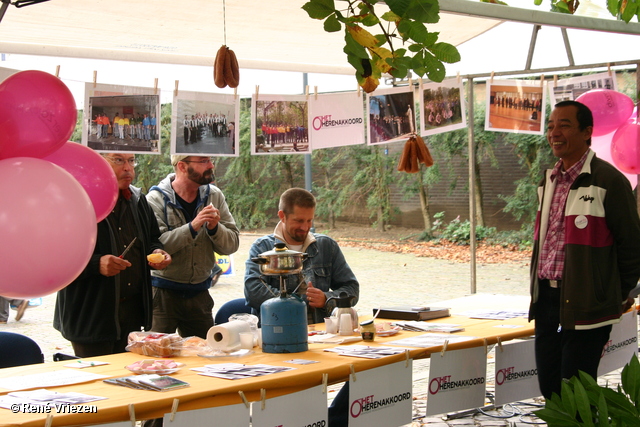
575, 89, 635, 136
0, 70, 77, 160
0, 157, 97, 298
44, 142, 118, 222
591, 131, 637, 189
611, 120, 640, 175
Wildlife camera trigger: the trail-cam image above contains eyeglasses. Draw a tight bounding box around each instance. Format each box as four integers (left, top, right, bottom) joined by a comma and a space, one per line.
105, 157, 138, 167
182, 158, 215, 165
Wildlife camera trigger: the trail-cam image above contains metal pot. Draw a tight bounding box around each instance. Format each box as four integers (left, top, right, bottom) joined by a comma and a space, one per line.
252, 243, 308, 275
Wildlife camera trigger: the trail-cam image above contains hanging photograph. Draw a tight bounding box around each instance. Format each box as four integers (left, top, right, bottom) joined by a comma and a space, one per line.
548, 72, 616, 105
485, 79, 545, 135
83, 83, 161, 154
308, 91, 365, 150
367, 85, 416, 145
420, 79, 466, 137
251, 94, 310, 155
172, 90, 239, 157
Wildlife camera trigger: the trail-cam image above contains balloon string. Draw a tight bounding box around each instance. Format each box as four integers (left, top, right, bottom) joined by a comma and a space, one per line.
223, 0, 227, 46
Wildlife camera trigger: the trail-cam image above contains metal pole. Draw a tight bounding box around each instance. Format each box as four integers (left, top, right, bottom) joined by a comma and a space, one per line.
468, 77, 477, 294
302, 73, 313, 193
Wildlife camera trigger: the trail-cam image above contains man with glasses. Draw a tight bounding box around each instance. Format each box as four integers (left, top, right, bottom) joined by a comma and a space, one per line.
54, 153, 172, 357
146, 155, 239, 339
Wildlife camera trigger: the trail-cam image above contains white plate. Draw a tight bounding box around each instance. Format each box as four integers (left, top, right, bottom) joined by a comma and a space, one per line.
376, 327, 401, 337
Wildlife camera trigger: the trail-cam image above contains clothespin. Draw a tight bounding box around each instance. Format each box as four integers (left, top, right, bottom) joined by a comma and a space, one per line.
483, 338, 488, 355
490, 71, 494, 84
350, 364, 357, 382
255, 85, 260, 101
128, 404, 136, 427
408, 76, 413, 89
456, 71, 461, 84
234, 87, 238, 98
305, 85, 309, 100
93, 70, 97, 88
405, 349, 411, 368
154, 78, 158, 95
260, 388, 266, 410
174, 80, 179, 97
497, 336, 503, 353
607, 63, 612, 76
238, 391, 250, 408
55, 65, 60, 78
169, 398, 180, 422
314, 86, 318, 100
45, 414, 53, 427
440, 340, 449, 357
540, 74, 545, 88
553, 75, 558, 88
322, 373, 328, 394
357, 83, 361, 97
419, 78, 424, 93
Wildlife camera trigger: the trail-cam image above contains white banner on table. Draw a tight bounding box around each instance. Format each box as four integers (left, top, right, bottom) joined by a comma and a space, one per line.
494, 339, 541, 405
162, 403, 249, 426
251, 384, 327, 427
426, 346, 487, 416
348, 360, 413, 427
309, 91, 365, 149
598, 309, 638, 376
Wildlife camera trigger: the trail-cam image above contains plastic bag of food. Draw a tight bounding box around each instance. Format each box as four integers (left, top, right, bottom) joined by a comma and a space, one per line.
126, 331, 182, 358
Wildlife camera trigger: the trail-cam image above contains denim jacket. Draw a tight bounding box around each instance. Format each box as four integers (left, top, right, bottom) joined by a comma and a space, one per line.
244, 223, 359, 324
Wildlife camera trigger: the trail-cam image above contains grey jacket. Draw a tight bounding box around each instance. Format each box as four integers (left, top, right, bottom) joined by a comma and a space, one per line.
146, 173, 239, 287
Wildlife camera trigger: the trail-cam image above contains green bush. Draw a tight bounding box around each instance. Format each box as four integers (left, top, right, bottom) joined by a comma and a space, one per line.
534, 355, 640, 426
429, 211, 497, 245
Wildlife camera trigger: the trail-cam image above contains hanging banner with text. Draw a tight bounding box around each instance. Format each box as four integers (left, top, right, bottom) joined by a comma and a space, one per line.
251, 384, 327, 427
161, 402, 248, 426
494, 339, 541, 405
348, 360, 413, 427
308, 91, 365, 150
598, 309, 638, 376
427, 346, 487, 416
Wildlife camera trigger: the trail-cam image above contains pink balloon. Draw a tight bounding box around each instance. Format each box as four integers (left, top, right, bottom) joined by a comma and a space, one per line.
44, 142, 118, 222
0, 70, 77, 160
575, 89, 635, 137
0, 157, 97, 298
591, 131, 637, 189
611, 120, 640, 175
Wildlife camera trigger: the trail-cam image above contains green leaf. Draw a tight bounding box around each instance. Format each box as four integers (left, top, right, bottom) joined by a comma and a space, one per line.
607, 0, 619, 17
572, 378, 595, 427
620, 2, 637, 23
561, 379, 577, 416
380, 11, 401, 22
324, 14, 342, 32
345, 52, 365, 75
302, 0, 336, 20
386, 0, 440, 23
534, 407, 582, 425
423, 52, 446, 82
621, 355, 640, 408
361, 13, 380, 26
429, 42, 461, 63
595, 391, 609, 427
408, 43, 422, 53
403, 20, 431, 44
344, 31, 369, 59
534, 0, 543, 5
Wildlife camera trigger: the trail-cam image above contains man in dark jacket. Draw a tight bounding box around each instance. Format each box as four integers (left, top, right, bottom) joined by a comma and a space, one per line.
54, 153, 171, 357
529, 101, 640, 399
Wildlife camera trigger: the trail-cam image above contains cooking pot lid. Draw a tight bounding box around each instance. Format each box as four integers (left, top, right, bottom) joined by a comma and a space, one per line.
258, 242, 305, 257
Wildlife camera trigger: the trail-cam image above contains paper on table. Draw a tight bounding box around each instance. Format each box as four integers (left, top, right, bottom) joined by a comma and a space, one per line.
0, 370, 108, 391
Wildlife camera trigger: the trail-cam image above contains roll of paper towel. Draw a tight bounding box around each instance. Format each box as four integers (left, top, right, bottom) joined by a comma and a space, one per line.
206, 320, 252, 352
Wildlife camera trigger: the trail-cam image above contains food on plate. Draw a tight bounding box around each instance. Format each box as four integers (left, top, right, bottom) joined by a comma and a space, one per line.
127, 332, 182, 357
125, 359, 184, 374
146, 253, 165, 263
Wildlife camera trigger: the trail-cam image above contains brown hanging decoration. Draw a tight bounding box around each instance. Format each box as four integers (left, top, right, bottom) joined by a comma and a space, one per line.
397, 135, 434, 173
213, 0, 240, 89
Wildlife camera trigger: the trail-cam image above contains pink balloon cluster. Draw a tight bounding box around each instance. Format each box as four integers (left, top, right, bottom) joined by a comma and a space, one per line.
0, 70, 117, 298
575, 89, 639, 179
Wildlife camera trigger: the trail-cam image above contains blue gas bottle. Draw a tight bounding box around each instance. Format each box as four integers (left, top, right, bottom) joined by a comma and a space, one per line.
261, 292, 308, 353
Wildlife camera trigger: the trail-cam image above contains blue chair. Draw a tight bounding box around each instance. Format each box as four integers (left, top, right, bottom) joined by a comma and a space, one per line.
214, 298, 253, 325
0, 332, 44, 368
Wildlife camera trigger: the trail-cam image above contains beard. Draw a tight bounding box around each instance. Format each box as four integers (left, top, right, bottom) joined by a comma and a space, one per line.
187, 166, 214, 185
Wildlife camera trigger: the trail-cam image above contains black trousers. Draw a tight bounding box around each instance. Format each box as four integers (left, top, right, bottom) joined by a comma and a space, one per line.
534, 281, 612, 399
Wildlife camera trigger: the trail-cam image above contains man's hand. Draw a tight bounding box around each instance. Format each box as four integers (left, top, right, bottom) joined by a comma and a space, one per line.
306, 282, 326, 309
622, 297, 636, 313
191, 204, 221, 232
148, 249, 172, 270
99, 255, 131, 277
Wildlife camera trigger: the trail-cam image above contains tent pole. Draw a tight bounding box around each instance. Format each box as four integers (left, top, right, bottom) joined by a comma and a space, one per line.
525, 25, 540, 70
467, 77, 477, 294
561, 28, 575, 66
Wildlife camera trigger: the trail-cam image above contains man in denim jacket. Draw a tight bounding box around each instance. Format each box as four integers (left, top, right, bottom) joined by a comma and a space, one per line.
244, 188, 359, 324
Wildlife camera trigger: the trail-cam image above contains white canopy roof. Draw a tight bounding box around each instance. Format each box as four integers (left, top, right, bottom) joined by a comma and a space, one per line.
0, 0, 638, 77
